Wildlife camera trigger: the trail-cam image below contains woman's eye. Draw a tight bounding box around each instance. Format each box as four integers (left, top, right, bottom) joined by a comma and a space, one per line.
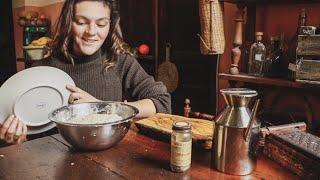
96, 20, 109, 28
75, 21, 86, 25
97, 23, 108, 28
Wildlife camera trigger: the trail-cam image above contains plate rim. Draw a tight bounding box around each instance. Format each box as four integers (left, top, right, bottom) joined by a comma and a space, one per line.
0, 66, 75, 134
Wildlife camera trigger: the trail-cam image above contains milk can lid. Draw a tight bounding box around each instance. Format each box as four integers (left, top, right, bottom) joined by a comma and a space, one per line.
220, 88, 257, 97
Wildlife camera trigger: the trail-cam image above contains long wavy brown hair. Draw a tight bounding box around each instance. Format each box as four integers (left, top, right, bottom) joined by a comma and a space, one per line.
51, 0, 131, 68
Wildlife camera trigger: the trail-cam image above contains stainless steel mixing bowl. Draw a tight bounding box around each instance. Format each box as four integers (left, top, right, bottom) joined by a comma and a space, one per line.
48, 102, 139, 150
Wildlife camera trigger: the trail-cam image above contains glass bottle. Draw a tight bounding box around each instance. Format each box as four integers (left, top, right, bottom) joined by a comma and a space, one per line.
23, 27, 32, 46
170, 121, 192, 172
265, 36, 276, 76
248, 32, 267, 76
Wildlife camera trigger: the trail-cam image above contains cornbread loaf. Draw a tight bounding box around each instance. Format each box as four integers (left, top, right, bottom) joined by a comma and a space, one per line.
135, 113, 214, 149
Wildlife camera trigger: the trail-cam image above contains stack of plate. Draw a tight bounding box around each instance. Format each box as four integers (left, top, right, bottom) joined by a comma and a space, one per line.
0, 66, 75, 135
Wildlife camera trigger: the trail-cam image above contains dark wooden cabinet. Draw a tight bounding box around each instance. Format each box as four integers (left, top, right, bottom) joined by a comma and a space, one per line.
0, 0, 16, 85
119, 0, 156, 52
120, 0, 218, 115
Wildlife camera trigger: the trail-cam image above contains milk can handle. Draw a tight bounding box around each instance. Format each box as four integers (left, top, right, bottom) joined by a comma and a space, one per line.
244, 99, 260, 142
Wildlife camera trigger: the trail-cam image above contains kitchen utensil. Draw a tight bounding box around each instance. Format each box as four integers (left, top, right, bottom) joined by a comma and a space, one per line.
157, 43, 178, 93
212, 88, 260, 175
0, 66, 74, 130
49, 102, 139, 150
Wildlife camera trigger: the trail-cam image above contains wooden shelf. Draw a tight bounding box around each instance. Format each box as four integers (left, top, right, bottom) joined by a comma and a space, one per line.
219, 73, 320, 88
222, 0, 320, 4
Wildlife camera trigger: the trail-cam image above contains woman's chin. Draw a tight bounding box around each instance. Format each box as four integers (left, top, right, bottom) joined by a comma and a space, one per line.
79, 48, 99, 56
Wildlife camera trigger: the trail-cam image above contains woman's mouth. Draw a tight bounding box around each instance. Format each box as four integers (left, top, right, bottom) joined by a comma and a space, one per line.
82, 38, 97, 45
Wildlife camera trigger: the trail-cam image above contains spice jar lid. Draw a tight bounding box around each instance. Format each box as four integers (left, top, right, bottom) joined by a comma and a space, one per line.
172, 121, 191, 131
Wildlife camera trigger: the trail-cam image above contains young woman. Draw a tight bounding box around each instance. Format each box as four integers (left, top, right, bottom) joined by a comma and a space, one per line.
0, 0, 171, 144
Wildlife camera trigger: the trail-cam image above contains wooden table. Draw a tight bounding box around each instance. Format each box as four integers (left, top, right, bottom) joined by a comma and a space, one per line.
0, 126, 298, 180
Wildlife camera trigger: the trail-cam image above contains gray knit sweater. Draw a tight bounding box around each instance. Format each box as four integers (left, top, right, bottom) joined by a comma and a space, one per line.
33, 50, 171, 113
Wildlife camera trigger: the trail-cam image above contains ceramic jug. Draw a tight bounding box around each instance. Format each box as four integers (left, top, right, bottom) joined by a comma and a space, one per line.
212, 88, 260, 175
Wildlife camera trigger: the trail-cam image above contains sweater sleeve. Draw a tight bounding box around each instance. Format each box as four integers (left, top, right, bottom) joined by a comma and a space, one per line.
118, 54, 171, 114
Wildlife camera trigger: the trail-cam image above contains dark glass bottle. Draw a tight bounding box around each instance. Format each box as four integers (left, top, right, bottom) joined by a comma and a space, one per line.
265, 36, 277, 76
266, 35, 287, 78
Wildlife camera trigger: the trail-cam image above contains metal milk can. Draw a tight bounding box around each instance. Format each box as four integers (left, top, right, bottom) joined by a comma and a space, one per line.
212, 88, 260, 175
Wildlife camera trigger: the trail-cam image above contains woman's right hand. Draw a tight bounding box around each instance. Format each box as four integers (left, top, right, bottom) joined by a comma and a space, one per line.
0, 115, 27, 144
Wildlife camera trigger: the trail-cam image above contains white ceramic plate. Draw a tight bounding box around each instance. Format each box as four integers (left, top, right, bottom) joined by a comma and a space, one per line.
0, 66, 75, 134
27, 121, 57, 135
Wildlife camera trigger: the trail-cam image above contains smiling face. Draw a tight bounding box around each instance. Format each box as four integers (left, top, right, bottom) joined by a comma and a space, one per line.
71, 1, 111, 56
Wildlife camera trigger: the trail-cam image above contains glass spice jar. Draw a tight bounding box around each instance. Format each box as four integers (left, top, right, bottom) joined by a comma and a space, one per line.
248, 32, 267, 77
170, 121, 192, 172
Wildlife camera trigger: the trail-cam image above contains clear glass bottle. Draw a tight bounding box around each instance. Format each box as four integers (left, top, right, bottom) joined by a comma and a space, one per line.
248, 32, 267, 76
170, 121, 192, 172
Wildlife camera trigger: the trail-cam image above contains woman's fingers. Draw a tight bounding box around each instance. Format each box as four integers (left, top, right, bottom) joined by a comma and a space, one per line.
66, 84, 78, 92
68, 92, 83, 104
0, 116, 27, 144
73, 96, 101, 104
0, 115, 14, 139
14, 120, 23, 144
66, 84, 85, 93
17, 123, 27, 144
73, 98, 91, 104
67, 85, 99, 104
5, 117, 19, 143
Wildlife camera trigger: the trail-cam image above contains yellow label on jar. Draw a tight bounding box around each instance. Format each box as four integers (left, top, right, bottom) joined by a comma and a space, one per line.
170, 140, 192, 166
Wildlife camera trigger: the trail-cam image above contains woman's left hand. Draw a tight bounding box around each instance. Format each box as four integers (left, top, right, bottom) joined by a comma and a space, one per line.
66, 84, 100, 104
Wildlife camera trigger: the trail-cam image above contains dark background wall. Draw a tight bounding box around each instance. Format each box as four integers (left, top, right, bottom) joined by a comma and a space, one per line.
0, 0, 16, 85
120, 0, 218, 115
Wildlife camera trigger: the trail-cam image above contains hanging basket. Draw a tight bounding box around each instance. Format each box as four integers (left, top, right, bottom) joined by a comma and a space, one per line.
199, 0, 225, 55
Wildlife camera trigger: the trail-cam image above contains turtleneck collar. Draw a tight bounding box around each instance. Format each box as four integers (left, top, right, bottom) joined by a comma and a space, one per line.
73, 49, 102, 64
56, 49, 104, 64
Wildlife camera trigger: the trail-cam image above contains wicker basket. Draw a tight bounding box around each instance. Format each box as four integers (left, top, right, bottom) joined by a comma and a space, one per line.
199, 0, 225, 55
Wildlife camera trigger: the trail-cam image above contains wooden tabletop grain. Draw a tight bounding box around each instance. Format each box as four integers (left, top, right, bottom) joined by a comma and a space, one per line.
0, 125, 298, 180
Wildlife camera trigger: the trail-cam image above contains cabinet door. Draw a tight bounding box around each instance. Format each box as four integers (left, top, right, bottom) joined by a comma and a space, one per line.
165, 0, 218, 115
119, 0, 156, 76
0, 0, 16, 85
120, 0, 155, 53
119, 0, 219, 114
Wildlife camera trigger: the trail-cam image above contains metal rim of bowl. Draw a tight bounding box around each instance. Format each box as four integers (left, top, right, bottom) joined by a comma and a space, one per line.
48, 101, 139, 127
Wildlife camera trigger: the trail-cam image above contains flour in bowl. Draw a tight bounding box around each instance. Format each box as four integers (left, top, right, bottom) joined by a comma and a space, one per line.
67, 114, 122, 124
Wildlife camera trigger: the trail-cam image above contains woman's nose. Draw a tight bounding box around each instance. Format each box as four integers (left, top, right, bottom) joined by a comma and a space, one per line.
86, 23, 97, 35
